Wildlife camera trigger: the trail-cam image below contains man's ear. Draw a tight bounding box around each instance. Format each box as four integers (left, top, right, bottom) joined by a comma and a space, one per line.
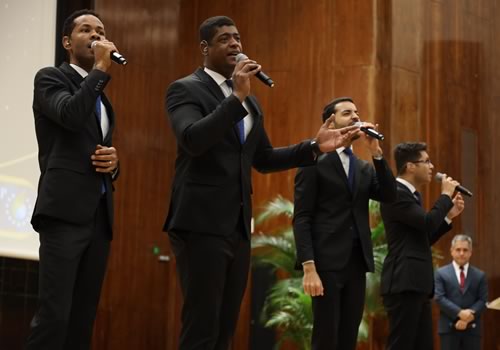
200, 40, 208, 55
62, 36, 71, 49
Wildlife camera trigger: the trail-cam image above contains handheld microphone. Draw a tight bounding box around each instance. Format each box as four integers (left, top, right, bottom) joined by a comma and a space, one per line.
354, 122, 384, 140
435, 172, 473, 197
236, 53, 274, 87
91, 41, 128, 65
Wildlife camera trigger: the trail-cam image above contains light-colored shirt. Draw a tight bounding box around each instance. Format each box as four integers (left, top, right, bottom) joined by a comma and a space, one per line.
204, 67, 253, 139
336, 146, 353, 177
453, 260, 469, 284
70, 64, 109, 138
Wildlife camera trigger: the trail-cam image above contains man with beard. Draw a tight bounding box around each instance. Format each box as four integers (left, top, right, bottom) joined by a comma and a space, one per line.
293, 97, 397, 350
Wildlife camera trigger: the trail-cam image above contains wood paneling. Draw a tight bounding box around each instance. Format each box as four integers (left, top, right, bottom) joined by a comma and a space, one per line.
87, 0, 500, 349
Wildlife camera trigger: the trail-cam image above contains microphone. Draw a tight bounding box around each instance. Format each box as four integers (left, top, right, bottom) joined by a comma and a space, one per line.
354, 122, 384, 140
435, 172, 473, 197
91, 41, 128, 65
235, 53, 274, 87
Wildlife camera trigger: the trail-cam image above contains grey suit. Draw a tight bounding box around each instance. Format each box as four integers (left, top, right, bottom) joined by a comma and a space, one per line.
435, 263, 488, 350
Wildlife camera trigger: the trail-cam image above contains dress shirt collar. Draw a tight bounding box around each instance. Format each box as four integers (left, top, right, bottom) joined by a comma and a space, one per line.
204, 67, 228, 88
453, 260, 469, 275
69, 63, 88, 78
336, 146, 354, 156
397, 177, 417, 194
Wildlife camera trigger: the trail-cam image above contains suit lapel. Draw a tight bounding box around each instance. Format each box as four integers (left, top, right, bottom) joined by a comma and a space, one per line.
59, 62, 103, 141
194, 67, 226, 102
462, 266, 474, 295
352, 156, 362, 199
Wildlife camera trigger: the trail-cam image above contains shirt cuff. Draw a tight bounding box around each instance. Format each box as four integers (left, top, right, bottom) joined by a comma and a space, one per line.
445, 217, 452, 225
302, 260, 315, 266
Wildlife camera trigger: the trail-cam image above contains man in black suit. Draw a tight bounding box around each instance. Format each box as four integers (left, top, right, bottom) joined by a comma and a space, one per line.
292, 97, 397, 350
380, 142, 465, 350
435, 234, 488, 350
26, 9, 120, 350
164, 16, 360, 350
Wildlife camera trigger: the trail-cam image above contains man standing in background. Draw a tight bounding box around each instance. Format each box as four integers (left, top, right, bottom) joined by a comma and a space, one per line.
435, 234, 488, 350
27, 9, 120, 349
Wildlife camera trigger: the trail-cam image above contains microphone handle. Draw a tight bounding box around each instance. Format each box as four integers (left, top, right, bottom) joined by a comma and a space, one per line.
360, 126, 384, 141
111, 51, 127, 65
255, 71, 274, 87
456, 185, 473, 197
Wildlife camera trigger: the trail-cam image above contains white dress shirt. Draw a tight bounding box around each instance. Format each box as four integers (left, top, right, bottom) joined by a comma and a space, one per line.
452, 260, 469, 284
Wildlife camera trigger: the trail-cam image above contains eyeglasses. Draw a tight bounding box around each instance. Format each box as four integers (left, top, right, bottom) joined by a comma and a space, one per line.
412, 159, 432, 165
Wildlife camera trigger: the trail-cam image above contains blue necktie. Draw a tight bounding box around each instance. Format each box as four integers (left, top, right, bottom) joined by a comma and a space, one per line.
95, 96, 106, 194
225, 79, 245, 144
343, 147, 355, 191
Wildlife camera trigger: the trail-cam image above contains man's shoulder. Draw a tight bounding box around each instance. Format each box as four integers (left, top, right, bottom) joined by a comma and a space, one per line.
436, 263, 453, 274
469, 265, 486, 277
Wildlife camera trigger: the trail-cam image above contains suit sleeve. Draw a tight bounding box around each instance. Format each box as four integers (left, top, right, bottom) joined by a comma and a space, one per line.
34, 67, 110, 132
470, 271, 488, 316
384, 189, 453, 240
292, 166, 318, 263
368, 158, 397, 203
166, 80, 247, 156
252, 129, 316, 173
434, 269, 462, 319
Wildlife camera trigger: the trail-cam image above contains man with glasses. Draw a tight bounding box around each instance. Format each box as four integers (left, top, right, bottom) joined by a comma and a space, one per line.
380, 142, 465, 350
293, 97, 397, 349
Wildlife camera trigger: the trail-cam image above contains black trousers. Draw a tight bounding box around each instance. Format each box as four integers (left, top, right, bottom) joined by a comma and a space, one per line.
26, 197, 111, 350
311, 243, 367, 350
440, 332, 481, 350
383, 292, 433, 350
169, 219, 250, 350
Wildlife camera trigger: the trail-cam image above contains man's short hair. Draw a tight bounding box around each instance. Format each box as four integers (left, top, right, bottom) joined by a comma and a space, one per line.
199, 16, 235, 44
451, 234, 473, 249
394, 142, 428, 175
321, 97, 354, 122
62, 9, 100, 38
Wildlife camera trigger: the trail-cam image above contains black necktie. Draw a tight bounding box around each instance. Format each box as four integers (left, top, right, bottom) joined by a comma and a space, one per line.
414, 191, 422, 206
343, 148, 355, 191
225, 79, 245, 144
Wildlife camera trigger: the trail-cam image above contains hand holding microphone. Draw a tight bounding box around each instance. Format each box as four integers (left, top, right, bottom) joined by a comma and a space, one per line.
354, 122, 384, 140
91, 40, 127, 70
435, 172, 473, 197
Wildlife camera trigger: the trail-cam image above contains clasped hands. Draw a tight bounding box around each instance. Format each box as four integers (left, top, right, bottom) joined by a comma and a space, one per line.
91, 144, 118, 173
455, 309, 475, 331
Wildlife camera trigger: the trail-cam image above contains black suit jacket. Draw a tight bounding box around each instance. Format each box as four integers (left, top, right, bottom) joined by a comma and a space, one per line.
164, 68, 316, 238
435, 263, 488, 335
31, 62, 116, 231
380, 181, 453, 296
293, 151, 397, 272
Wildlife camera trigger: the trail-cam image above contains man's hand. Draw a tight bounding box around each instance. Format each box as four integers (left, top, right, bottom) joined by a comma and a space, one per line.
447, 193, 465, 220
315, 116, 360, 153
359, 122, 383, 157
231, 58, 261, 102
458, 309, 475, 323
92, 40, 118, 72
302, 263, 324, 297
455, 319, 468, 331
440, 174, 460, 198
91, 144, 118, 173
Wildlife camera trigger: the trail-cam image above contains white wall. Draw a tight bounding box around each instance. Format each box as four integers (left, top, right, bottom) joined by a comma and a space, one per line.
0, 0, 57, 260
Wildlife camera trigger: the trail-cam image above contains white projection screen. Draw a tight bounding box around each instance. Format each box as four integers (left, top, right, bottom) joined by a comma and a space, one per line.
0, 0, 57, 260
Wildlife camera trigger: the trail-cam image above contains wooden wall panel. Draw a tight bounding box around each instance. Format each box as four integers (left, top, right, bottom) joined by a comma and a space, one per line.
83, 0, 500, 349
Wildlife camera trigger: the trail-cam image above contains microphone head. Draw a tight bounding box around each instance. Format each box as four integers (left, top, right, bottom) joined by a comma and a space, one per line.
236, 53, 248, 62
435, 172, 444, 182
